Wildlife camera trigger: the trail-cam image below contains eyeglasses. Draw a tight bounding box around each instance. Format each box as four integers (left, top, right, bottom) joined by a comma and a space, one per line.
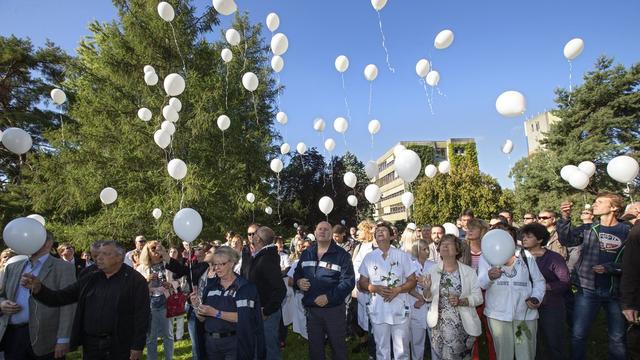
523, 217, 535, 220
537, 216, 552, 220
212, 262, 228, 268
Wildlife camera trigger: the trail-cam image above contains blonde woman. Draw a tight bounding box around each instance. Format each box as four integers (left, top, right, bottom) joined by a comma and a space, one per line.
400, 223, 418, 254
351, 219, 377, 354
136, 241, 174, 360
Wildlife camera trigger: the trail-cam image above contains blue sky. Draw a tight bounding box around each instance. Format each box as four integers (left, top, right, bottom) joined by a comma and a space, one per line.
2, 0, 639, 188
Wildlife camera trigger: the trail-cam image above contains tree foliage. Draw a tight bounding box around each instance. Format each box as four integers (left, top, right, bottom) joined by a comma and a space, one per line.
511, 56, 639, 216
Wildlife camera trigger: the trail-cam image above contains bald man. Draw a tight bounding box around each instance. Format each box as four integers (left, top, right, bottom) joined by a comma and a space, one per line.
294, 221, 355, 360
248, 226, 287, 360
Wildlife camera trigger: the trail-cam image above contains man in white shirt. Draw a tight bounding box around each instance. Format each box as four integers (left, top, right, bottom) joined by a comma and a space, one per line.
358, 222, 417, 360
124, 235, 146, 267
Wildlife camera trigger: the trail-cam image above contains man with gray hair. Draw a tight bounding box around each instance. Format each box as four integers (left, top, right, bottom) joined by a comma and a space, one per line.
248, 226, 287, 360
124, 235, 146, 267
21, 241, 150, 360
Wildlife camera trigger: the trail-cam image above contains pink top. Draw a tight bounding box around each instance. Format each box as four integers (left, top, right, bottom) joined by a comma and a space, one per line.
471, 250, 482, 271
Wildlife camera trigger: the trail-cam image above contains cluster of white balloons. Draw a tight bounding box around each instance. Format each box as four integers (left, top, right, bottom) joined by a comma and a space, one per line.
560, 161, 595, 190
423, 161, 451, 178
607, 155, 639, 184
143, 65, 159, 86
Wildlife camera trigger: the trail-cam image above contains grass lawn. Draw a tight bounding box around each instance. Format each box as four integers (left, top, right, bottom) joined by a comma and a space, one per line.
66, 312, 610, 359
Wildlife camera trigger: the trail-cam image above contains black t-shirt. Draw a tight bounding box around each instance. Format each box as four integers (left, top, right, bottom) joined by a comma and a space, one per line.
84, 268, 126, 336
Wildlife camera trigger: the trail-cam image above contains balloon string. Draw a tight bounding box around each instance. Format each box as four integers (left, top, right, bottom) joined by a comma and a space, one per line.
225, 65, 229, 110
277, 174, 282, 224
568, 60, 573, 103
222, 131, 226, 158
276, 73, 282, 110
59, 111, 65, 145
421, 79, 434, 115
342, 132, 348, 151
170, 23, 187, 77
252, 93, 259, 124
376, 11, 395, 73
179, 181, 185, 210
341, 73, 352, 121
368, 82, 373, 115
241, 24, 248, 72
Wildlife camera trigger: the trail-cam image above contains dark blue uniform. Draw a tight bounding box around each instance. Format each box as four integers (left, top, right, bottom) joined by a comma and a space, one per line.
196, 275, 265, 360
293, 241, 355, 360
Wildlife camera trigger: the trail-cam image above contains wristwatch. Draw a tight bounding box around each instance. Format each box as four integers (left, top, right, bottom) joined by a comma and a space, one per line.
215, 310, 222, 319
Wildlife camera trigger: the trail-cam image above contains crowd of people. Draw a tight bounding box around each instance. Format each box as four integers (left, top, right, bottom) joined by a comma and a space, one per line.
0, 191, 638, 360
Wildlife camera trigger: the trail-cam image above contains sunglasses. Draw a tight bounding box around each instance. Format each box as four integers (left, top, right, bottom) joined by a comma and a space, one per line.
537, 216, 553, 220
247, 232, 255, 237
523, 217, 535, 220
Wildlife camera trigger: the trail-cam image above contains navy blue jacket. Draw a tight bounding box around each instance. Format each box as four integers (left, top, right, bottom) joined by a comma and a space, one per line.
293, 241, 355, 308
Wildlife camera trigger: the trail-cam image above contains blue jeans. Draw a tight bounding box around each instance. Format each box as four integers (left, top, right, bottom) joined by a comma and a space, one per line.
263, 310, 282, 360
571, 288, 626, 360
187, 306, 199, 360
147, 306, 174, 360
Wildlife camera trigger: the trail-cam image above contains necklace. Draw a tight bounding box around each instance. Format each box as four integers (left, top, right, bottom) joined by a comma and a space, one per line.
503, 264, 518, 278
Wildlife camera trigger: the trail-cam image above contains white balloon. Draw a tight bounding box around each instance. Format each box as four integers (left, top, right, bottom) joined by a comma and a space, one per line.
501, 139, 514, 154
424, 164, 437, 178
434, 29, 455, 49
221, 48, 233, 63
333, 117, 348, 134
425, 71, 440, 87
169, 97, 182, 112
607, 155, 639, 183
212, 0, 237, 16
50, 88, 67, 105
443, 222, 460, 237
164, 73, 186, 96
560, 165, 579, 181
242, 72, 259, 92
2, 218, 46, 255
343, 172, 357, 189
368, 119, 381, 135
395, 150, 422, 183
371, 0, 388, 11
415, 59, 430, 78
276, 111, 288, 125
296, 142, 307, 155
280, 143, 290, 155
144, 71, 158, 86
246, 193, 255, 203
481, 229, 516, 266
364, 64, 378, 81
401, 192, 414, 208
393, 144, 406, 157
100, 187, 118, 205
438, 160, 451, 174
347, 195, 358, 207
569, 170, 590, 190
266, 13, 280, 32
496, 91, 526, 118
270, 158, 284, 173
335, 55, 349, 73
313, 118, 326, 132
162, 105, 179, 122
157, 2, 175, 22
225, 29, 241, 46
167, 158, 188, 180
1, 127, 32, 155
318, 196, 334, 215
6, 255, 28, 266
0, 129, 3, 142
270, 33, 289, 56
365, 160, 379, 179
138, 108, 152, 122
173, 208, 203, 243
271, 56, 284, 73
143, 65, 155, 73
324, 138, 336, 152
578, 161, 596, 177
152, 208, 162, 219
365, 184, 381, 203
217, 115, 230, 131
153, 129, 171, 149
265, 206, 273, 215
564, 38, 585, 61
27, 214, 46, 226
161, 120, 176, 135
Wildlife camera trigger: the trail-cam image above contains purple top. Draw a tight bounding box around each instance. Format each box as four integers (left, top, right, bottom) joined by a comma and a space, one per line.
535, 250, 570, 308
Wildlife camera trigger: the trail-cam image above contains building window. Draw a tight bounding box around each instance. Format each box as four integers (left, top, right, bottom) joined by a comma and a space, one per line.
435, 147, 446, 161
453, 147, 465, 156
536, 122, 540, 131
388, 203, 406, 215
377, 171, 396, 187
380, 190, 404, 202
378, 159, 394, 172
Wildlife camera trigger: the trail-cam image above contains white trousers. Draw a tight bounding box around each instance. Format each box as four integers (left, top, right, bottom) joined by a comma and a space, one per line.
488, 318, 537, 360
372, 320, 411, 360
172, 315, 185, 340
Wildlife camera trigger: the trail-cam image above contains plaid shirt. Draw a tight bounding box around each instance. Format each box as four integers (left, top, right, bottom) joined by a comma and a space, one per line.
557, 219, 628, 294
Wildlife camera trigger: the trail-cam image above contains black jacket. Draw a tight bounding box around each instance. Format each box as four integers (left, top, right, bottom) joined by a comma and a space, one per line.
33, 265, 150, 354
247, 245, 286, 316
622, 222, 640, 311
78, 263, 98, 279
